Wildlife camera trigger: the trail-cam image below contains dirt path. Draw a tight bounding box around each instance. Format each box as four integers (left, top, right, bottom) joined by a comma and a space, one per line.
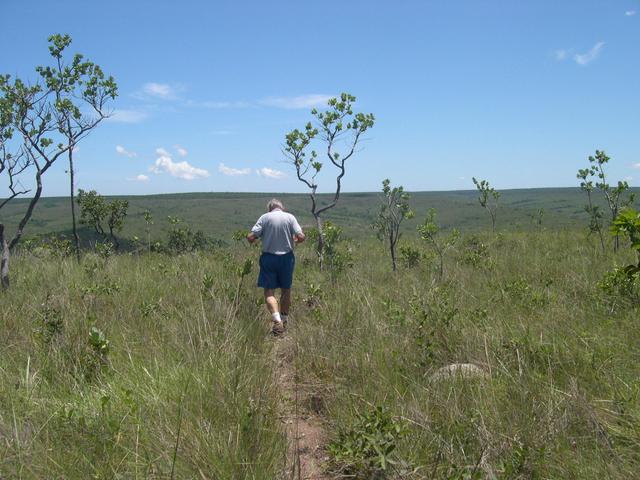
273, 324, 330, 480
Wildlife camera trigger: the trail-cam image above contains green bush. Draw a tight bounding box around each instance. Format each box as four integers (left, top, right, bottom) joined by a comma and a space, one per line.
328, 406, 407, 478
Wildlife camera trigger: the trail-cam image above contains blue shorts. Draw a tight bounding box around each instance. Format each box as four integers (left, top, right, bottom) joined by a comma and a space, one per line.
258, 252, 295, 289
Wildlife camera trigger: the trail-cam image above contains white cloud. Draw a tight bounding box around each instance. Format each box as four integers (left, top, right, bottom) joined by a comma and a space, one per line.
135, 174, 149, 182
200, 100, 250, 109
175, 145, 188, 157
625, 10, 636, 16
190, 94, 332, 110
219, 163, 251, 176
143, 82, 174, 99
259, 94, 333, 109
256, 167, 287, 179
574, 42, 605, 66
116, 145, 137, 158
631, 163, 640, 169
624, 176, 633, 182
150, 148, 209, 180
107, 109, 148, 123
554, 49, 569, 61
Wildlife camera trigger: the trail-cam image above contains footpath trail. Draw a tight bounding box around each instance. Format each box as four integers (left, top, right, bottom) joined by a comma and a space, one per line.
273, 321, 329, 480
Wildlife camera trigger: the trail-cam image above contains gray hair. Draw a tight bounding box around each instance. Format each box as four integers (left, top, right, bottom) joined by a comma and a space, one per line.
267, 198, 284, 212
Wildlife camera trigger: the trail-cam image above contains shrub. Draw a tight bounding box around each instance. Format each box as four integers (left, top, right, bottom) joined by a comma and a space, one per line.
328, 406, 407, 478
399, 244, 421, 268
597, 267, 640, 303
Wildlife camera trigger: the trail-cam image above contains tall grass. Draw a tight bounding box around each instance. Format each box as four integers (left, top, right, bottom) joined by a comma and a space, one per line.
292, 230, 640, 478
1, 229, 639, 478
0, 251, 286, 479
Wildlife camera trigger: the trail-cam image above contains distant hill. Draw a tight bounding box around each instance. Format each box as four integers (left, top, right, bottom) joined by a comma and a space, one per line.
2, 188, 638, 243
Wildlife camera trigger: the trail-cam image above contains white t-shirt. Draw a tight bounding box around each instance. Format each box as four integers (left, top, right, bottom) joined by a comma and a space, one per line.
251, 209, 303, 255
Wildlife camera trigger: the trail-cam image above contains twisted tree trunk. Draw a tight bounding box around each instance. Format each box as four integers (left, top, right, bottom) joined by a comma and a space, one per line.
0, 224, 9, 290
314, 213, 324, 270
68, 145, 81, 262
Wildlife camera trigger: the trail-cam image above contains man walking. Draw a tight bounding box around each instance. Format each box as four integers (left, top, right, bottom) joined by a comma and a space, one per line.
247, 199, 305, 335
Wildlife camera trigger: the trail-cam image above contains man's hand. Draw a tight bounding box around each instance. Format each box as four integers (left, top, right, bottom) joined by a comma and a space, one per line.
246, 233, 258, 244
294, 232, 305, 244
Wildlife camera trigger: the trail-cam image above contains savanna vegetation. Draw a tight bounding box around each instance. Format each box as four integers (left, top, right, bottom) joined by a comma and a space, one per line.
2, 35, 640, 480
1, 215, 640, 478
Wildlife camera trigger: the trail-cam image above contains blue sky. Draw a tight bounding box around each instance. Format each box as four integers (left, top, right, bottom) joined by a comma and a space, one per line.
1, 0, 639, 196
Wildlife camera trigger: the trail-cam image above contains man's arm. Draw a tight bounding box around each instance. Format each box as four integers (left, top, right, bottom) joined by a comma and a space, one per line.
291, 215, 305, 243
247, 216, 263, 244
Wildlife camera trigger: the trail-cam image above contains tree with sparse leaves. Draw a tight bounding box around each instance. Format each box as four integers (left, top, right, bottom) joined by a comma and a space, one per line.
578, 150, 635, 252
284, 93, 375, 267
0, 34, 116, 289
417, 209, 459, 281
577, 167, 606, 252
373, 179, 414, 271
37, 34, 118, 261
472, 177, 500, 232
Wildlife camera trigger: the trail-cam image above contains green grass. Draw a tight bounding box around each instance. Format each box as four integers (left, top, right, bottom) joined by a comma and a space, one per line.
1, 211, 640, 478
290, 230, 640, 478
0, 251, 286, 479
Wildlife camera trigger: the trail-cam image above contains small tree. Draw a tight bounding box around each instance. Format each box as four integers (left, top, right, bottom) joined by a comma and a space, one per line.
37, 34, 117, 261
373, 179, 414, 271
77, 189, 128, 250
1, 79, 28, 289
610, 208, 640, 276
472, 177, 500, 232
0, 35, 116, 289
577, 168, 605, 252
284, 93, 375, 267
143, 209, 154, 252
581, 150, 635, 251
106, 200, 128, 249
1, 76, 68, 252
417, 209, 459, 281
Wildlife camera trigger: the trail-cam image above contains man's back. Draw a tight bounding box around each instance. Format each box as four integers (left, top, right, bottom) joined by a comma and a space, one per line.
251, 209, 302, 255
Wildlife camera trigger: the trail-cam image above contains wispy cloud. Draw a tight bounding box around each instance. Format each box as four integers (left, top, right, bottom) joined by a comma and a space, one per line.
574, 42, 605, 66
134, 174, 149, 182
149, 148, 209, 180
143, 82, 174, 99
201, 100, 250, 109
256, 167, 286, 179
631, 163, 640, 169
116, 145, 137, 158
107, 109, 148, 123
166, 94, 334, 111
219, 163, 251, 176
625, 10, 636, 16
174, 145, 188, 157
211, 130, 233, 136
259, 94, 332, 109
554, 49, 569, 61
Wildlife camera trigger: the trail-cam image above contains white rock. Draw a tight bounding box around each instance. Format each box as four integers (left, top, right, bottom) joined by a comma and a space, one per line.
429, 363, 488, 381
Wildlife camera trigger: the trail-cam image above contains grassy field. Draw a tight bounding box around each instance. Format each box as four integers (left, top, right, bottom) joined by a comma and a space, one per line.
1, 219, 639, 478
4, 188, 638, 246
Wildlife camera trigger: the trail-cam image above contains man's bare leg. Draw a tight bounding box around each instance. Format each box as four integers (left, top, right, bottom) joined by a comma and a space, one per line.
264, 288, 284, 335
264, 288, 279, 314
